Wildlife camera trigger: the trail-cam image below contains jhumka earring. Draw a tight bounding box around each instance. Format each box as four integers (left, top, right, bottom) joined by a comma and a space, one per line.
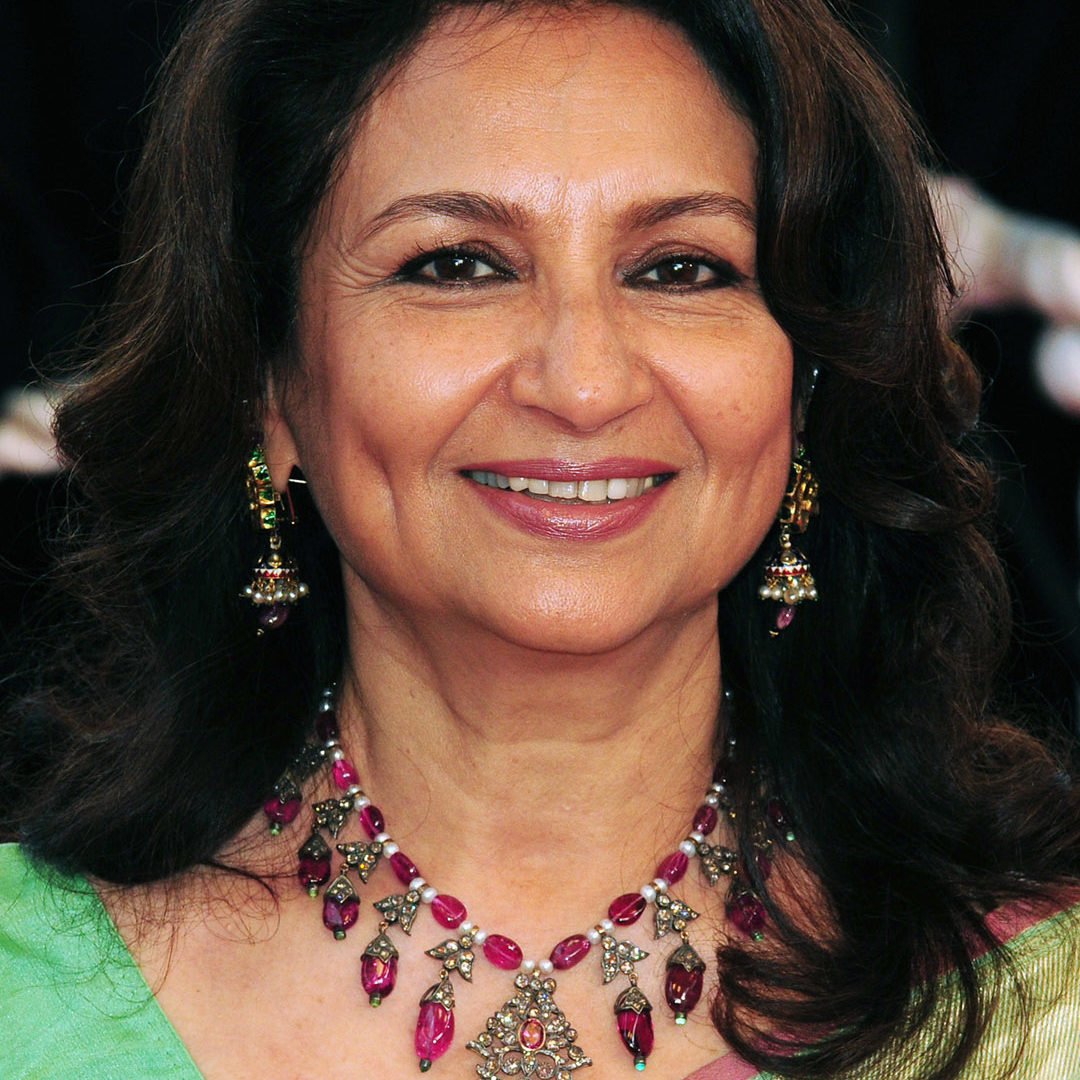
759, 445, 819, 634
242, 445, 309, 631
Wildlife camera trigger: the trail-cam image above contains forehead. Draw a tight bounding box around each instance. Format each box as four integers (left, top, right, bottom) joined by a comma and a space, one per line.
334, 3, 757, 223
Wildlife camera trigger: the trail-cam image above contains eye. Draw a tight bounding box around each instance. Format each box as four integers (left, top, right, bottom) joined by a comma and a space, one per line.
631, 255, 743, 289
396, 246, 512, 285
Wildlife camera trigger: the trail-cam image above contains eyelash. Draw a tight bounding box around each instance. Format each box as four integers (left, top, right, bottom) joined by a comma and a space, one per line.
626, 254, 745, 290
395, 244, 514, 286
393, 245, 745, 290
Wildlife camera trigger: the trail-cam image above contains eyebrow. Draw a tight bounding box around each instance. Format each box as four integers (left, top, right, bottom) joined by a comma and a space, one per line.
616, 192, 756, 232
357, 188, 755, 243
361, 192, 527, 242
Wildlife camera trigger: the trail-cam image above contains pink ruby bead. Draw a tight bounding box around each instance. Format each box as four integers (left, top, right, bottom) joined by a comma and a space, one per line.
775, 604, 796, 630
359, 803, 385, 840
331, 758, 359, 790
483, 934, 523, 970
258, 604, 289, 630
263, 795, 300, 825
298, 854, 331, 892
608, 892, 647, 926
550, 934, 591, 970
361, 953, 398, 1005
727, 892, 767, 940
616, 1004, 654, 1066
766, 798, 787, 827
431, 894, 467, 929
665, 963, 704, 1019
767, 798, 796, 840
415, 1000, 454, 1069
519, 1018, 546, 1051
693, 804, 718, 836
389, 851, 420, 886
322, 893, 359, 936
315, 711, 339, 742
657, 850, 689, 885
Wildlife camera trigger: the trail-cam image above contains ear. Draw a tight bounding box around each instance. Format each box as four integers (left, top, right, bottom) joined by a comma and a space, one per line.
261, 380, 302, 492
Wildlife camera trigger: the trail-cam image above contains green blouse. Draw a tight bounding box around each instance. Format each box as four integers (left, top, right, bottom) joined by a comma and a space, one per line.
2, 843, 1078, 1080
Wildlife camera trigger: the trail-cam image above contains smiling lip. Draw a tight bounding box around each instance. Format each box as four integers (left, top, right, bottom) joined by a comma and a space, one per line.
463, 458, 677, 481
462, 458, 676, 540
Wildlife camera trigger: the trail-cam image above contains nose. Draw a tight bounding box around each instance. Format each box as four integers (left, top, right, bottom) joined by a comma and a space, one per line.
507, 287, 653, 432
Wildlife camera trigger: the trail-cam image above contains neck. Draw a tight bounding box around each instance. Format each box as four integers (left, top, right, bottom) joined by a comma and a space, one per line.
332, 591, 723, 940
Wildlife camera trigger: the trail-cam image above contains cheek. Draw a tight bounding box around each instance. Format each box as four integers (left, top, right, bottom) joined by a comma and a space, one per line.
685, 328, 795, 470
679, 330, 795, 574
310, 311, 500, 469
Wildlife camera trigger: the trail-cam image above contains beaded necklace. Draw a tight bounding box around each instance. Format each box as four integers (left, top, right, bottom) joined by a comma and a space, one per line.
263, 688, 794, 1075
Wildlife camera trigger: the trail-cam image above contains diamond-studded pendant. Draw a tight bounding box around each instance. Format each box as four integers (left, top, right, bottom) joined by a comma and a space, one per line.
336, 839, 383, 883
374, 889, 422, 935
614, 984, 654, 1070
599, 933, 649, 984
467, 972, 593, 1078
361, 931, 399, 1005
297, 830, 332, 895
653, 892, 699, 938
426, 931, 476, 981
664, 941, 706, 1024
312, 795, 354, 838
321, 871, 359, 939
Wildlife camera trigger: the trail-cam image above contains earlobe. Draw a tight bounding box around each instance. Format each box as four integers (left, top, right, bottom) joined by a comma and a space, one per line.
261, 395, 302, 492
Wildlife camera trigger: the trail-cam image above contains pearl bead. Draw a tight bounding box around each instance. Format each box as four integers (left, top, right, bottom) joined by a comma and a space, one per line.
679, 839, 697, 856
689, 831, 704, 844
522, 959, 535, 972
640, 883, 657, 903
461, 921, 475, 933
410, 877, 426, 892
704, 792, 720, 807
382, 840, 399, 856
539, 959, 554, 975
472, 927, 486, 944
652, 878, 668, 894
348, 786, 364, 799
374, 832, 390, 844
420, 886, 437, 903
331, 748, 344, 761
600, 918, 613, 932
586, 927, 601, 943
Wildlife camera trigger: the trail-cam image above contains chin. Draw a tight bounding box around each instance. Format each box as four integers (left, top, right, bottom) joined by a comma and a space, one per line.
477, 592, 715, 658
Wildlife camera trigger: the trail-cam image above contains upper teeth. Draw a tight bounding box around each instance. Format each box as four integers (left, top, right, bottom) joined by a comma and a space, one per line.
466, 471, 663, 502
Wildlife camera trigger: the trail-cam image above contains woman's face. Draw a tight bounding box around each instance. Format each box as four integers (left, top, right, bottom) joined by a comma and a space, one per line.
270, 3, 794, 653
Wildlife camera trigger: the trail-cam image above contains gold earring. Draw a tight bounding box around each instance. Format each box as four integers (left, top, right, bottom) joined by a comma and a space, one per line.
242, 445, 309, 631
759, 448, 818, 634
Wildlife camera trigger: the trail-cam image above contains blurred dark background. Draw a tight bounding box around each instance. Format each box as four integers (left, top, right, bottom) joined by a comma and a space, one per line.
2, 0, 1079, 729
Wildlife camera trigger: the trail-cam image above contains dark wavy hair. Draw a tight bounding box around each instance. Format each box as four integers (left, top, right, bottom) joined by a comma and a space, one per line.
4, 1, 1079, 1077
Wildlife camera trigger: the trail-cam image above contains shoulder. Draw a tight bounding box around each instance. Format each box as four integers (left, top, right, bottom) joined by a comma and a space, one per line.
953, 895, 1080, 1080
841, 894, 1080, 1080
944, 894, 1080, 1080
0, 843, 203, 1079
